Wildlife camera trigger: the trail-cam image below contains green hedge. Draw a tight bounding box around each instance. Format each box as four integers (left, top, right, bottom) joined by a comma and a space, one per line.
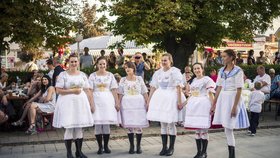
205, 64, 280, 80
6, 65, 280, 84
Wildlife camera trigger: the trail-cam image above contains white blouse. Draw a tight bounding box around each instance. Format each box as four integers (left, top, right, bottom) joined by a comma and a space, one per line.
150, 67, 183, 89
55, 71, 90, 89
118, 76, 148, 95
88, 72, 118, 92
189, 76, 216, 97
216, 66, 244, 91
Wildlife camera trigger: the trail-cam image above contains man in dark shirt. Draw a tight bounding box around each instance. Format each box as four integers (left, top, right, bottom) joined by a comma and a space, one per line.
52, 57, 65, 86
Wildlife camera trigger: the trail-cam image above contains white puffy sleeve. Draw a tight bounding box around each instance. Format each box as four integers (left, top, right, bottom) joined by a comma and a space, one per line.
172, 67, 184, 87
81, 72, 90, 89
55, 72, 65, 88
205, 77, 216, 93
118, 77, 125, 95
235, 70, 244, 88
110, 73, 118, 89
216, 71, 222, 87
88, 74, 95, 90
150, 70, 159, 88
139, 77, 148, 94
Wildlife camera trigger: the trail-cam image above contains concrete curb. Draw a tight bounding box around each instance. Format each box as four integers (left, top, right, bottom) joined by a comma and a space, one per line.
1, 124, 280, 147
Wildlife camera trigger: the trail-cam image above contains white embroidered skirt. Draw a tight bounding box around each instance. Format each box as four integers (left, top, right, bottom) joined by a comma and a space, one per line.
121, 94, 149, 128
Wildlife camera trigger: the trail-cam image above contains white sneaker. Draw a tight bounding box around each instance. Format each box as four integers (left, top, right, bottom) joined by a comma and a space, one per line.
250, 133, 255, 136
246, 131, 251, 135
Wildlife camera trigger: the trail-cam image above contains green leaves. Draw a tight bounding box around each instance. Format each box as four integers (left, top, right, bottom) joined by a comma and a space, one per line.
104, 0, 280, 49
0, 0, 76, 54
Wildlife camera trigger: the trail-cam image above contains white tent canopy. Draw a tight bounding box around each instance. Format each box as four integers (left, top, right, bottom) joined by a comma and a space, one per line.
70, 35, 154, 56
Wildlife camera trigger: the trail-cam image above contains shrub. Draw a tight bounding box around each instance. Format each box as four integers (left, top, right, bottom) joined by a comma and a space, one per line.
205, 64, 280, 80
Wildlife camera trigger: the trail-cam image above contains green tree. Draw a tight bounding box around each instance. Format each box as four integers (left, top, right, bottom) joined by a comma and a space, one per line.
101, 0, 280, 69
0, 0, 76, 55
77, 2, 106, 39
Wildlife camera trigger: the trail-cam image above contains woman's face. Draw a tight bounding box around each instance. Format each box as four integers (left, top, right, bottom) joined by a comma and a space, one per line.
193, 64, 203, 77
161, 56, 171, 68
124, 65, 134, 75
97, 59, 107, 70
222, 52, 233, 65
69, 57, 79, 69
42, 77, 49, 86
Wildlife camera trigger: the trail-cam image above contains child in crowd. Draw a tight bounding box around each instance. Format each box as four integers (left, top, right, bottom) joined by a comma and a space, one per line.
248, 81, 265, 136
209, 69, 217, 82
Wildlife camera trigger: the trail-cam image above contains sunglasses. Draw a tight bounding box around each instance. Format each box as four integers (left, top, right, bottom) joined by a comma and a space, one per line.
70, 61, 78, 63
135, 56, 141, 59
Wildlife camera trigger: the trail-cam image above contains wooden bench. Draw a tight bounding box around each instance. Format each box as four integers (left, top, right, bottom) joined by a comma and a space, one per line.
264, 99, 280, 120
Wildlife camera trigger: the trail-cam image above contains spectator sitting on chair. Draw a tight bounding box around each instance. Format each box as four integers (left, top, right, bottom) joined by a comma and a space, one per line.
26, 74, 43, 97
0, 90, 15, 120
0, 73, 8, 90
12, 75, 56, 135
253, 65, 271, 100
269, 68, 280, 99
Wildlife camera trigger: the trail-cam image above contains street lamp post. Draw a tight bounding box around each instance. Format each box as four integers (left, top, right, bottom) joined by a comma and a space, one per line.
75, 34, 83, 69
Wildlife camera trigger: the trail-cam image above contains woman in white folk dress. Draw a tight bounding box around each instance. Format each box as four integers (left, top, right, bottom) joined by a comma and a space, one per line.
118, 62, 149, 154
183, 63, 216, 158
88, 56, 120, 155
53, 54, 94, 158
212, 49, 249, 158
147, 53, 186, 156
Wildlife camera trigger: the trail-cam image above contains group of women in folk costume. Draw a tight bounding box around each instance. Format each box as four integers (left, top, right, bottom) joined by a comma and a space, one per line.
52, 49, 249, 158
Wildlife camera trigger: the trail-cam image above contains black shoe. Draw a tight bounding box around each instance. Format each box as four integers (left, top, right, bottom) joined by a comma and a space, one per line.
159, 134, 168, 156
75, 138, 87, 158
194, 139, 202, 158
103, 134, 111, 154
228, 146, 235, 158
201, 139, 208, 158
136, 134, 142, 154
128, 133, 135, 154
166, 135, 176, 156
64, 139, 74, 158
95, 135, 103, 155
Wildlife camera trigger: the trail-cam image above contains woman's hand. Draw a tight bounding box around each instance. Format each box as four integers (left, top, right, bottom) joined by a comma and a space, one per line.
231, 106, 237, 118
177, 102, 183, 110
73, 88, 82, 95
210, 105, 215, 116
90, 105, 95, 113
115, 104, 120, 111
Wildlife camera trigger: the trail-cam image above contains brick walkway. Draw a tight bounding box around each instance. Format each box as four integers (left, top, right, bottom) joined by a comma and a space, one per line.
1, 128, 280, 158
0, 111, 279, 146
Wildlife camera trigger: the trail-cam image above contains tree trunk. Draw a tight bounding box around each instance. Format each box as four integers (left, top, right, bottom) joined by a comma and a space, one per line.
165, 36, 196, 70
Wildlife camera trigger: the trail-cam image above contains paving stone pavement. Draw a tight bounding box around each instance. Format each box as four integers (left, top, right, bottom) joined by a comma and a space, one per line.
0, 128, 280, 158
1, 110, 280, 146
